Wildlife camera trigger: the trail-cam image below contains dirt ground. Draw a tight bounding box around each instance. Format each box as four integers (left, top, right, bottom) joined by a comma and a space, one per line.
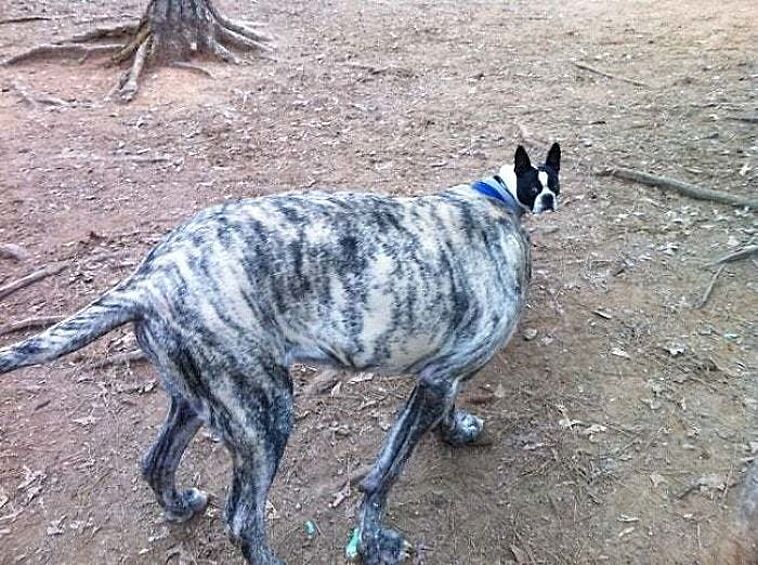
0, 0, 756, 563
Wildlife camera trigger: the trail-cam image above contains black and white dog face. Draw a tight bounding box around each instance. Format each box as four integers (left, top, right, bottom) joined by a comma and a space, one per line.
499, 143, 561, 214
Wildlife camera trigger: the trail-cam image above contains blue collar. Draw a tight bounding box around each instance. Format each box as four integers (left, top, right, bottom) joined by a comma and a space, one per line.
471, 176, 523, 217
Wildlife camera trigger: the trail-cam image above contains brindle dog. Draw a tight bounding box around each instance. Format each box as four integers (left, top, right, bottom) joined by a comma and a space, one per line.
0, 143, 561, 564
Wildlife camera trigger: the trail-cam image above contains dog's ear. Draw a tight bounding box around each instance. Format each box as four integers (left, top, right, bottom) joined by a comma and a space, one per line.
514, 145, 532, 175
546, 142, 561, 172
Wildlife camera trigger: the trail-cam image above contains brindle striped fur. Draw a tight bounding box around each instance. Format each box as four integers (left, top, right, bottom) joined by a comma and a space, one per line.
0, 144, 560, 564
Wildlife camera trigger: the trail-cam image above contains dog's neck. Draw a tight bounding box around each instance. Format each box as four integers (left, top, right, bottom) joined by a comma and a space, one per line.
471, 167, 525, 217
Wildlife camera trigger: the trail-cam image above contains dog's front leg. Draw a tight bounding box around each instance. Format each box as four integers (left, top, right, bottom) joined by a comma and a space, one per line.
357, 378, 454, 564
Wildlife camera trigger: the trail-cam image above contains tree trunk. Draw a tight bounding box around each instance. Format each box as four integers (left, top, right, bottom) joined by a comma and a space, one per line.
2, 0, 271, 103
119, 0, 269, 66
110, 0, 271, 100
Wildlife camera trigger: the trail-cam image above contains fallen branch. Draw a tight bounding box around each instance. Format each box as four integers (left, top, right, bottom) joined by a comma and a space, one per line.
696, 264, 725, 309
726, 115, 758, 124
711, 245, 758, 265
0, 264, 67, 301
90, 349, 146, 369
519, 125, 757, 210
597, 168, 758, 210
341, 61, 414, 77
0, 315, 64, 336
9, 80, 69, 108
573, 61, 651, 88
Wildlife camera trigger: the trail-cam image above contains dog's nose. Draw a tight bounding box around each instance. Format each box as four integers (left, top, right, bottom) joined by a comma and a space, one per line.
542, 193, 554, 210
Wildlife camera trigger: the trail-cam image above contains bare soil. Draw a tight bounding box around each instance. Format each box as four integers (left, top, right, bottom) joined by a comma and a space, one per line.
0, 0, 756, 563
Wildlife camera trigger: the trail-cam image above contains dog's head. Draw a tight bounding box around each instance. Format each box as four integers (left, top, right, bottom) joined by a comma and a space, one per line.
499, 143, 561, 214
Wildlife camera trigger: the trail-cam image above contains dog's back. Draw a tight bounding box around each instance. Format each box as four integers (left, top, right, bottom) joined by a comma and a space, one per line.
134, 189, 530, 378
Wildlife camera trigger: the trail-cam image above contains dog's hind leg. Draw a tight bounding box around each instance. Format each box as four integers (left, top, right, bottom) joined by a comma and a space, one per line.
436, 405, 485, 446
214, 362, 293, 565
142, 394, 206, 522
357, 376, 456, 564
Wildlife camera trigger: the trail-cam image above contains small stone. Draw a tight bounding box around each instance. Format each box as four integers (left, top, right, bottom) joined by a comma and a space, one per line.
664, 343, 686, 357
522, 328, 538, 341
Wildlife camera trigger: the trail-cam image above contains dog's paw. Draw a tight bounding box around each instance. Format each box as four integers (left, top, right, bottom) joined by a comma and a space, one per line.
359, 526, 413, 564
164, 488, 208, 523
437, 410, 489, 446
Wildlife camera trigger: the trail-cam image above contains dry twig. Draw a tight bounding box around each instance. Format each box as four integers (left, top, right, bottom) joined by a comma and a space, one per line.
0, 264, 67, 301
573, 61, 651, 88
696, 264, 725, 309
0, 315, 64, 336
9, 80, 69, 108
726, 115, 758, 124
90, 349, 146, 369
711, 245, 758, 265
518, 124, 757, 211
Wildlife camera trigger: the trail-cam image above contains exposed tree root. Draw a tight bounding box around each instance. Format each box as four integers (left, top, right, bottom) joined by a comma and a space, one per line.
67, 23, 138, 43
1, 0, 272, 103
3, 44, 106, 65
1, 22, 136, 65
170, 61, 216, 79
110, 37, 151, 102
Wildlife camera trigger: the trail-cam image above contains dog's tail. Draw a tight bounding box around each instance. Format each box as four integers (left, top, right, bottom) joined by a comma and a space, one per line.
0, 285, 142, 374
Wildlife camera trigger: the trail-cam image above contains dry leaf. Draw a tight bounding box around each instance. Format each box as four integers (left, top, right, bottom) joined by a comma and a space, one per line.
348, 373, 374, 385
510, 544, 528, 563
582, 424, 608, 436
650, 472, 666, 488
559, 418, 583, 429
522, 328, 538, 341
72, 415, 97, 426
618, 526, 636, 538
617, 514, 639, 523
330, 381, 342, 397
611, 347, 631, 359
331, 482, 350, 508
